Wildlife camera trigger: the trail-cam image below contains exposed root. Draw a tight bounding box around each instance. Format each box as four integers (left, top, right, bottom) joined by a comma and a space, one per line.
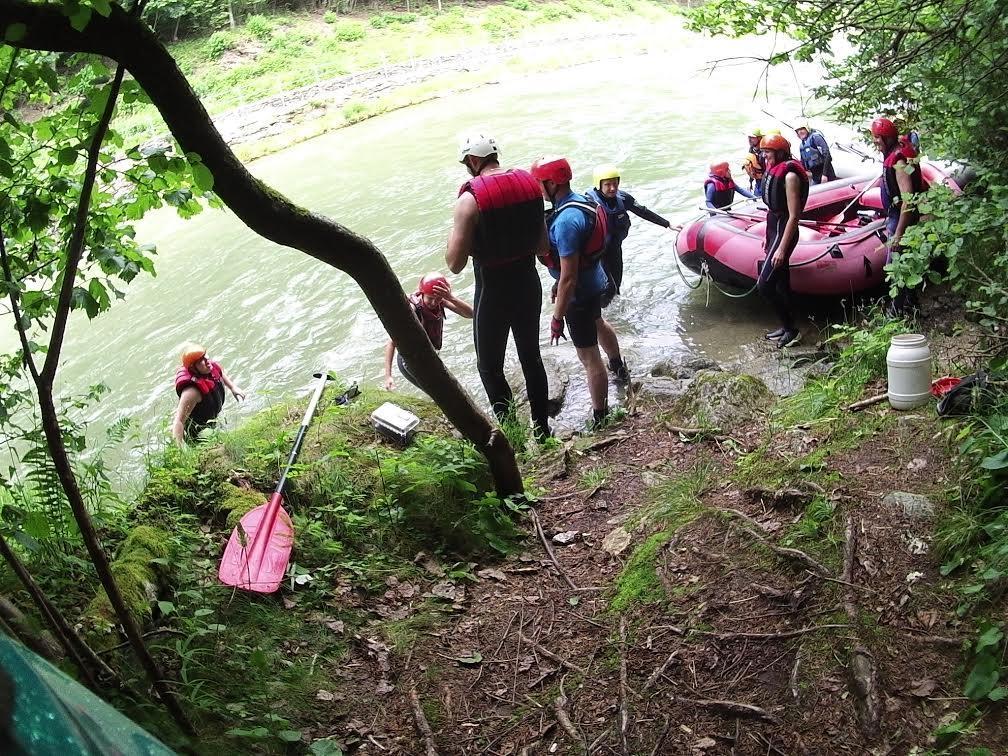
618, 617, 630, 756
847, 393, 888, 412
407, 687, 439, 756
842, 515, 882, 742
671, 695, 779, 724
643, 650, 679, 693
553, 682, 587, 752
528, 509, 578, 591
722, 508, 830, 576
790, 645, 801, 702
695, 624, 850, 641
518, 631, 587, 676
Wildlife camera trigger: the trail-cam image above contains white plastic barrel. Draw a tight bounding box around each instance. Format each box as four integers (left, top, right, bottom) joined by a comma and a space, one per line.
887, 334, 932, 410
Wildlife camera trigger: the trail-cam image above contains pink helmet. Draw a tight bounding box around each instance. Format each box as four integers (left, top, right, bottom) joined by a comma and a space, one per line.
418, 272, 450, 296
870, 117, 898, 140
530, 156, 572, 185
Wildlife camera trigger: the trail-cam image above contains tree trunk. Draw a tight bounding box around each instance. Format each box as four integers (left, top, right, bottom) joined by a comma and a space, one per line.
227, 0, 236, 29
1, 0, 524, 496
0, 595, 61, 662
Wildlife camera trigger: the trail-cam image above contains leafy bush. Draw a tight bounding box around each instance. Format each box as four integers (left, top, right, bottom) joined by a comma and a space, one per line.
244, 14, 271, 41
370, 11, 419, 28
333, 21, 365, 41
323, 10, 338, 23
206, 31, 235, 59
482, 5, 529, 37
342, 101, 370, 123
508, 0, 532, 10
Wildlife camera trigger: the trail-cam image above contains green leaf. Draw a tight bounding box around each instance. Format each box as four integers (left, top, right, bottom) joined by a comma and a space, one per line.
976, 625, 1003, 653
4, 23, 26, 42
964, 652, 1000, 700
194, 608, 213, 617
980, 449, 1008, 470
68, 6, 92, 32
987, 687, 1008, 702
278, 730, 303, 743
309, 738, 345, 756
157, 601, 175, 616
57, 147, 78, 165
227, 727, 269, 739
190, 162, 214, 191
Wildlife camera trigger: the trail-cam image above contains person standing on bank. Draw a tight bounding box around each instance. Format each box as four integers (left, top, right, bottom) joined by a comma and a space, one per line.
704, 161, 757, 212
172, 344, 245, 445
871, 116, 924, 314
795, 123, 836, 184
532, 156, 630, 428
756, 134, 809, 348
384, 272, 473, 392
446, 132, 553, 441
586, 165, 673, 306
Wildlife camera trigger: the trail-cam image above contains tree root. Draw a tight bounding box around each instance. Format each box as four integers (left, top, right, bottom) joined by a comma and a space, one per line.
408, 687, 439, 756
618, 617, 630, 756
518, 632, 587, 676
643, 650, 679, 693
671, 695, 779, 724
528, 510, 578, 591
722, 508, 830, 576
554, 686, 587, 752
842, 516, 882, 742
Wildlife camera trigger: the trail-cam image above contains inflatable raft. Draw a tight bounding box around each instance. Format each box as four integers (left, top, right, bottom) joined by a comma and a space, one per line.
675, 162, 967, 297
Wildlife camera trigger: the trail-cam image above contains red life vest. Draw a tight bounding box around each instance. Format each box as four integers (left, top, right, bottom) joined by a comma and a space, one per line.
882, 147, 924, 214
175, 360, 222, 397
459, 169, 545, 267
761, 160, 809, 261
409, 292, 445, 350
175, 361, 225, 432
704, 174, 737, 209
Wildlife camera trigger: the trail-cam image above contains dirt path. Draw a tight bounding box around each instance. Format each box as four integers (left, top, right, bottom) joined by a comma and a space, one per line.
300, 373, 1001, 754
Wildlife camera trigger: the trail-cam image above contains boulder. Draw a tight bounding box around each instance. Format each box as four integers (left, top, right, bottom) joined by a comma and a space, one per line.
882, 491, 936, 520
650, 356, 721, 379
665, 370, 773, 429
637, 376, 691, 400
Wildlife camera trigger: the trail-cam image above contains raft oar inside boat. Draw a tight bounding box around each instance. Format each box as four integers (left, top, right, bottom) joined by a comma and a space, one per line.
218, 372, 354, 594
703, 206, 852, 230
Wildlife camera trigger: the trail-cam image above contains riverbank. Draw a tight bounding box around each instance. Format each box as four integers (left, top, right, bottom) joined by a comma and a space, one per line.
9, 296, 1002, 754
122, 0, 689, 161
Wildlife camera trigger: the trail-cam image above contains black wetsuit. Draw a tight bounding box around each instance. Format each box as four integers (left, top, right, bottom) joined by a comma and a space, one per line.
587, 189, 670, 299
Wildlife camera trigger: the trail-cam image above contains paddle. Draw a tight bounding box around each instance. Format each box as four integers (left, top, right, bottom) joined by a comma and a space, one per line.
218, 373, 356, 593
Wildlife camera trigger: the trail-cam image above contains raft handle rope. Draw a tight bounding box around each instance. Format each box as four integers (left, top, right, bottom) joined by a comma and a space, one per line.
668, 221, 760, 304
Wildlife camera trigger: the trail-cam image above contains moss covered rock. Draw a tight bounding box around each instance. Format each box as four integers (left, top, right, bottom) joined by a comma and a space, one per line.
220, 483, 266, 528
667, 370, 773, 430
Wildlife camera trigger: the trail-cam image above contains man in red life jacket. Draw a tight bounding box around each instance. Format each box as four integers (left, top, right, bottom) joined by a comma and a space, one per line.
172, 343, 245, 444
756, 134, 810, 349
704, 161, 756, 212
446, 132, 553, 442
871, 116, 925, 314
384, 272, 473, 392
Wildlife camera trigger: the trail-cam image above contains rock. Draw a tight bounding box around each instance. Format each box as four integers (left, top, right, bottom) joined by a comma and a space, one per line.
666, 370, 773, 430
650, 356, 721, 379
601, 526, 632, 556
638, 376, 691, 399
882, 491, 936, 520
543, 354, 570, 418
552, 530, 580, 545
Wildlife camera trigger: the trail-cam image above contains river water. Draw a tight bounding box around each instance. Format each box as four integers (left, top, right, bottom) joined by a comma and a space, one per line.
30, 40, 860, 475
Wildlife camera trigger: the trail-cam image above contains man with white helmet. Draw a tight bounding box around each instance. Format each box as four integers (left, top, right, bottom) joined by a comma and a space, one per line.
446, 132, 552, 442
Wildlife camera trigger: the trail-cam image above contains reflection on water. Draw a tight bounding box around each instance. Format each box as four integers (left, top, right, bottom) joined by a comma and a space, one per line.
41, 42, 856, 476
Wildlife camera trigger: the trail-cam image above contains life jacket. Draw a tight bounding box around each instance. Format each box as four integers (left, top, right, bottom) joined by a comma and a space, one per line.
587, 188, 631, 244
881, 146, 924, 216
799, 130, 826, 169
743, 147, 765, 182
704, 174, 736, 209
458, 169, 544, 267
175, 361, 225, 431
409, 292, 445, 350
761, 160, 810, 260
540, 194, 610, 272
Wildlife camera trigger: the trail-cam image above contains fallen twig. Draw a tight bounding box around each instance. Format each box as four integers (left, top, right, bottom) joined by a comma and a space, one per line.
643, 650, 679, 693
664, 423, 723, 438
618, 618, 630, 756
581, 431, 632, 453
648, 718, 671, 756
790, 645, 801, 702
695, 624, 850, 641
841, 515, 881, 742
408, 687, 439, 756
842, 516, 859, 619
847, 393, 887, 412
529, 510, 578, 590
518, 632, 587, 676
722, 508, 830, 576
554, 687, 587, 752
671, 695, 779, 724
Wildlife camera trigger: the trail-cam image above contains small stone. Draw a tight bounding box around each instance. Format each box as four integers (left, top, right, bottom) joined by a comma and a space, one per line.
552, 530, 580, 545
907, 457, 928, 471
602, 526, 632, 556
882, 491, 936, 520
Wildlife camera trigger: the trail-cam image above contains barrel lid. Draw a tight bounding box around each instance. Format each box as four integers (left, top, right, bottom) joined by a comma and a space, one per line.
890, 333, 927, 346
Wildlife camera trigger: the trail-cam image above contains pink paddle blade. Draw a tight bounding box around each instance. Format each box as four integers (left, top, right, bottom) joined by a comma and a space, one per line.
218, 492, 294, 593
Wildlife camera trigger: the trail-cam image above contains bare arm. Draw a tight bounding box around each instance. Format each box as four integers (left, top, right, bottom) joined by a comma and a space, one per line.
773, 173, 804, 267
171, 387, 202, 445
383, 339, 396, 391
892, 161, 916, 243
446, 193, 479, 274
553, 255, 578, 321
219, 367, 245, 401
443, 295, 473, 319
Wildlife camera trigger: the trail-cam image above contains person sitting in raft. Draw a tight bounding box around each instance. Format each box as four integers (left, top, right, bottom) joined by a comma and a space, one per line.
704, 162, 756, 212
172, 344, 245, 445
871, 116, 924, 315
795, 122, 836, 185
383, 272, 473, 392
586, 165, 673, 306
756, 134, 809, 349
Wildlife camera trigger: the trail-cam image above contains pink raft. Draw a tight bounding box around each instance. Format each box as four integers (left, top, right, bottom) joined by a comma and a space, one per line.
675, 162, 966, 297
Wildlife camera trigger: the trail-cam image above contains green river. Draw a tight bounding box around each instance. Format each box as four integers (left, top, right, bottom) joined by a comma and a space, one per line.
16, 42, 864, 476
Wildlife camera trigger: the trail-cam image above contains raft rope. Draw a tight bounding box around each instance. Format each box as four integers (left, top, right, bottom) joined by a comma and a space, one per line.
668, 223, 761, 302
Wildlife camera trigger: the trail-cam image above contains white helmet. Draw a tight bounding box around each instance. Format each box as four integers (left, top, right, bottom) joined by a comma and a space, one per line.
458, 132, 499, 163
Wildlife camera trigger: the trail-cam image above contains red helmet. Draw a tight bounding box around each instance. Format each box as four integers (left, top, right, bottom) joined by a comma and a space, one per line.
870, 117, 897, 140
418, 272, 450, 296
710, 161, 730, 178
759, 134, 791, 152
530, 156, 572, 185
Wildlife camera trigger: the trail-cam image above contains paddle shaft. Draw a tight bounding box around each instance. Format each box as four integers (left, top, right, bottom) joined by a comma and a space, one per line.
274, 372, 330, 496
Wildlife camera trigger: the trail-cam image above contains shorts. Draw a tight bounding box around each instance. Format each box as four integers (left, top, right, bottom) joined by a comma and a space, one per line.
565, 295, 602, 348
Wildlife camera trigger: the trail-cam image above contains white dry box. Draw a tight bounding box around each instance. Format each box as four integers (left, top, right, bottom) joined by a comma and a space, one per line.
370, 402, 420, 444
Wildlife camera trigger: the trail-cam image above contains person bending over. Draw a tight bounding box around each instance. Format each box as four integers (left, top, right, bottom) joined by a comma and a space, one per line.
172, 343, 244, 445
